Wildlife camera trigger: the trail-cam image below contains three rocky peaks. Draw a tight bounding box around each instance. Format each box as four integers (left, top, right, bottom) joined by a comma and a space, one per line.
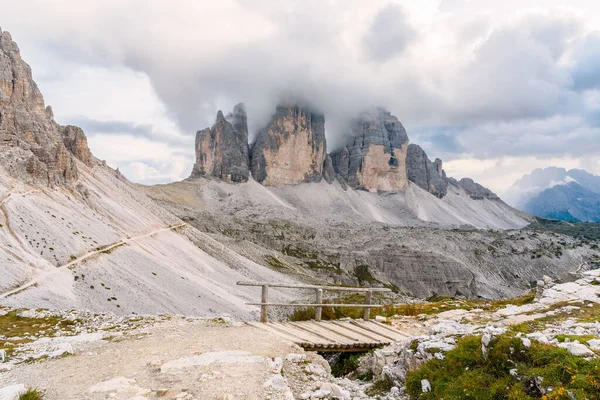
0, 26, 498, 201
192, 103, 497, 199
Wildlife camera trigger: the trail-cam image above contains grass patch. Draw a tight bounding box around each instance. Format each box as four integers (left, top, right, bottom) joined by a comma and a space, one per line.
18, 388, 44, 400
0, 310, 78, 362
365, 375, 394, 397
405, 333, 600, 400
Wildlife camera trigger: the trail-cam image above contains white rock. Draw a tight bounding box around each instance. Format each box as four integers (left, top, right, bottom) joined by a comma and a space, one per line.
509, 369, 518, 376
558, 342, 596, 358
88, 377, 145, 394
481, 333, 492, 347
0, 384, 26, 400
588, 339, 600, 350
421, 379, 432, 393
0, 350, 5, 363
263, 374, 287, 391
0, 364, 13, 372
48, 342, 73, 358
375, 315, 387, 323
285, 353, 307, 363
522, 338, 531, 347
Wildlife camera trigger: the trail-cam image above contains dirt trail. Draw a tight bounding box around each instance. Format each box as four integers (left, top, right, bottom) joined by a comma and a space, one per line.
0, 319, 298, 400
0, 223, 187, 299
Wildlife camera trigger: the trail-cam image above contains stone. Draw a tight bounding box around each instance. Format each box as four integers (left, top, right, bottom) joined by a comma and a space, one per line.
406, 144, 448, 198
0, 384, 26, 400
0, 30, 93, 186
421, 379, 432, 392
558, 342, 596, 357
250, 104, 326, 186
88, 377, 145, 394
0, 349, 5, 363
331, 108, 409, 192
192, 104, 250, 183
522, 338, 531, 347
263, 374, 287, 391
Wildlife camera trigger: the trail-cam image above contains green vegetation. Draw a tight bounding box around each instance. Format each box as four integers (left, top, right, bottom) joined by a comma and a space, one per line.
365, 375, 394, 397
0, 310, 77, 362
330, 352, 364, 377
529, 218, 600, 242
289, 293, 392, 321
18, 388, 44, 400
405, 333, 600, 400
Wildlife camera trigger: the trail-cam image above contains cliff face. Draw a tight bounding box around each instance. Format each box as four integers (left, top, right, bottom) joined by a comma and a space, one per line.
0, 30, 92, 186
192, 104, 250, 183
331, 108, 409, 192
250, 105, 326, 186
406, 144, 448, 198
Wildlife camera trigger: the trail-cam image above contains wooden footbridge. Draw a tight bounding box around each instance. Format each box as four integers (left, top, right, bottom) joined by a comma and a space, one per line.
238, 281, 411, 352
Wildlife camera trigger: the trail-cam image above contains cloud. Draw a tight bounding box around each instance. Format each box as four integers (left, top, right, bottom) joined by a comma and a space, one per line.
361, 4, 417, 62
2, 1, 600, 189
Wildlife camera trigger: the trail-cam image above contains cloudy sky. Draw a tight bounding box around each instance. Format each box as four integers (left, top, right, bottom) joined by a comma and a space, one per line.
3, 0, 600, 193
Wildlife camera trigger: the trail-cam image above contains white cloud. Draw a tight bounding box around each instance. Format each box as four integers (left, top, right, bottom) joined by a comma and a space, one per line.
2, 0, 600, 189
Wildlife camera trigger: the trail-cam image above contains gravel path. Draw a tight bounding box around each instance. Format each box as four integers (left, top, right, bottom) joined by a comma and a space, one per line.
0, 318, 299, 400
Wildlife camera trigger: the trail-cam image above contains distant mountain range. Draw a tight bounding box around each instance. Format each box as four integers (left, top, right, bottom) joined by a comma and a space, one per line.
505, 167, 600, 222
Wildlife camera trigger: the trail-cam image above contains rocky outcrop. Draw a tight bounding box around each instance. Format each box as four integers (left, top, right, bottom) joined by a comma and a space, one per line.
449, 177, 501, 201
61, 125, 93, 167
192, 104, 250, 182
250, 105, 326, 186
331, 108, 409, 192
0, 29, 92, 186
406, 144, 448, 198
322, 155, 336, 184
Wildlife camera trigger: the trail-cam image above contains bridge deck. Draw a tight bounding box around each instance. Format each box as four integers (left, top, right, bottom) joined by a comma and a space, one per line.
246, 319, 410, 352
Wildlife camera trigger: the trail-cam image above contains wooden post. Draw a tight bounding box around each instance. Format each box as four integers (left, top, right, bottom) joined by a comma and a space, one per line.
315, 288, 323, 321
261, 285, 269, 323
363, 290, 372, 320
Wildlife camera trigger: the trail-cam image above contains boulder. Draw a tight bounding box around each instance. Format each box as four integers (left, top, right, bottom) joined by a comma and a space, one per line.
250, 104, 326, 186
192, 104, 250, 182
330, 108, 409, 192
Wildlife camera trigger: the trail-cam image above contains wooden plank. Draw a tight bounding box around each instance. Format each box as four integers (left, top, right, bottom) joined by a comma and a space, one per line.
287, 322, 343, 344
350, 320, 401, 341
311, 321, 362, 342
295, 321, 356, 346
246, 303, 384, 308
328, 321, 391, 343
274, 323, 329, 345
237, 281, 391, 293
321, 321, 386, 343
245, 321, 304, 343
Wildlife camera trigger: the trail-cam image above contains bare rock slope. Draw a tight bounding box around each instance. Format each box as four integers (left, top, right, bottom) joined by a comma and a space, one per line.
0, 29, 298, 317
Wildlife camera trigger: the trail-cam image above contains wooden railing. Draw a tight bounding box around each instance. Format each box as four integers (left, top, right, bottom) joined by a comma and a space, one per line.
237, 281, 391, 323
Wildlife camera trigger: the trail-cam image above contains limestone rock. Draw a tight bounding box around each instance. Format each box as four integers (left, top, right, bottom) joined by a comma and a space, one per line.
322, 155, 335, 184
331, 108, 409, 192
406, 144, 448, 198
192, 104, 250, 183
0, 29, 93, 186
449, 178, 501, 201
61, 125, 93, 166
250, 104, 326, 186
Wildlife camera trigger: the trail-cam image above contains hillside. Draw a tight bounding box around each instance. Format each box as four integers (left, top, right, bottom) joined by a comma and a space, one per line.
0, 29, 298, 317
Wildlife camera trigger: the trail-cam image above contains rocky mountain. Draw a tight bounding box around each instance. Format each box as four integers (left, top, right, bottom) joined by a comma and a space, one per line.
1, 28, 598, 317
0, 29, 298, 317
505, 167, 600, 222
250, 104, 326, 186
0, 31, 92, 187
406, 144, 448, 198
330, 108, 409, 192
192, 104, 250, 182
